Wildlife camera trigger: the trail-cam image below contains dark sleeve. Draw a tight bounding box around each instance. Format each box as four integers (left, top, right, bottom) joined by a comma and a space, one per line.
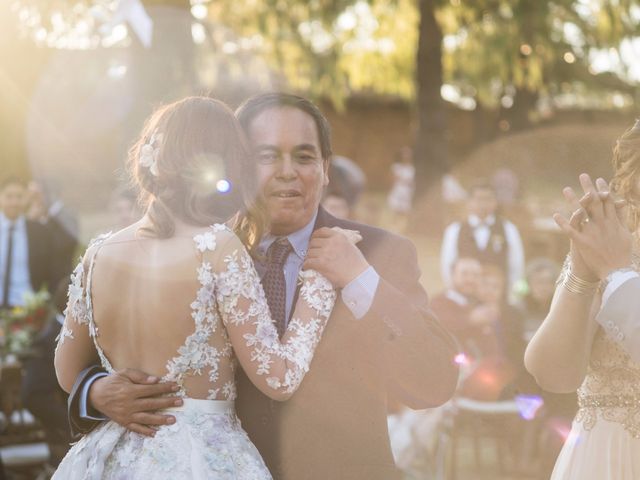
364, 236, 459, 409
46, 214, 78, 289
67, 365, 107, 438
21, 318, 61, 398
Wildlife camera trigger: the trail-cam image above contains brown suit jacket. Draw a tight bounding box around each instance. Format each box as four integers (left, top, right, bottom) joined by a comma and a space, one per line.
235, 208, 458, 479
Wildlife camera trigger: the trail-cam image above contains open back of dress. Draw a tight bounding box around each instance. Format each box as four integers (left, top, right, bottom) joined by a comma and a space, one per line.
53, 223, 336, 479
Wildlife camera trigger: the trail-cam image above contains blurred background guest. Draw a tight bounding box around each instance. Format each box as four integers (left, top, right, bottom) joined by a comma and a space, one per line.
321, 187, 352, 220
321, 156, 366, 221
518, 257, 560, 342
322, 166, 355, 220
491, 167, 520, 209
441, 181, 525, 299
0, 177, 73, 309
386, 146, 415, 232
25, 181, 78, 290
471, 264, 525, 399
430, 256, 482, 343
331, 155, 366, 202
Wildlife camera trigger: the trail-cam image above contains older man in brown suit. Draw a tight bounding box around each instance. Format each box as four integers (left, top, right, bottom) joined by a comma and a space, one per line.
66, 93, 459, 479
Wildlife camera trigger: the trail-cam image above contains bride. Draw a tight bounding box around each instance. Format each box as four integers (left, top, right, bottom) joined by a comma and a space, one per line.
52, 96, 353, 479
525, 121, 640, 479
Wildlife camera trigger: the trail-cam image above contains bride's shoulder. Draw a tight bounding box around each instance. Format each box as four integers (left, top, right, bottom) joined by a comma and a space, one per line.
76, 230, 115, 264
193, 223, 244, 255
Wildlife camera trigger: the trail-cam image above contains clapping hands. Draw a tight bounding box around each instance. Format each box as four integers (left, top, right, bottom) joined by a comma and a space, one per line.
553, 173, 633, 280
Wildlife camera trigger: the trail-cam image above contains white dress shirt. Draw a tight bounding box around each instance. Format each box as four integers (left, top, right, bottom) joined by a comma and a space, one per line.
0, 214, 34, 307
440, 214, 525, 293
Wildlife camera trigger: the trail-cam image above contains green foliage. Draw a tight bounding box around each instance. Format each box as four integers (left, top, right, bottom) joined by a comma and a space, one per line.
214, 0, 418, 105
12, 0, 640, 108
213, 0, 638, 108
445, 1, 637, 108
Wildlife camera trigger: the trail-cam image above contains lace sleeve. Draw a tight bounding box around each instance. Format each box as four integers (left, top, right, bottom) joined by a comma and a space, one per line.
54, 254, 100, 393
212, 233, 336, 401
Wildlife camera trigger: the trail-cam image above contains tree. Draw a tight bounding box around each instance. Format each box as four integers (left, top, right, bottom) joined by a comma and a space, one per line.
414, 0, 449, 194
444, 0, 639, 130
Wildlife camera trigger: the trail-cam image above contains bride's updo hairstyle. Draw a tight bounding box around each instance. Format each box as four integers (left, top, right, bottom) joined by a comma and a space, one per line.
610, 119, 640, 230
128, 96, 256, 238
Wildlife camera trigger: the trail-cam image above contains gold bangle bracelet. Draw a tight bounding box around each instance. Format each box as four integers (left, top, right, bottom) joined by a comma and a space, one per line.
562, 271, 600, 295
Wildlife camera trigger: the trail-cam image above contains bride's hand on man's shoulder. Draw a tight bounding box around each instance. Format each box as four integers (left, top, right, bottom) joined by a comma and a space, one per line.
329, 226, 362, 245
303, 227, 369, 288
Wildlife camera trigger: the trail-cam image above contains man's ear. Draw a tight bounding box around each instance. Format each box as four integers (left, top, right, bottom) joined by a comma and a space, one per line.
323, 159, 330, 187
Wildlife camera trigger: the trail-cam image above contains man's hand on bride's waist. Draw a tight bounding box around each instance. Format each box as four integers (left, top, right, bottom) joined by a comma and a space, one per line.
89, 368, 182, 437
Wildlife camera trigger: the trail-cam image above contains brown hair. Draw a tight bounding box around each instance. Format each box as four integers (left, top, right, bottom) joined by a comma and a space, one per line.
128, 96, 264, 243
610, 120, 640, 230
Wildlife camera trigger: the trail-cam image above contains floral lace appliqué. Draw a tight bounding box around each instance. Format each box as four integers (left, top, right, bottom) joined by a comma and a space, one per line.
215, 246, 336, 394
55, 232, 113, 359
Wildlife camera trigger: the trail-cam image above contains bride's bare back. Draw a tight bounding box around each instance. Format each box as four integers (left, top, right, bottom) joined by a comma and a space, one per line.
90, 224, 233, 399
55, 220, 337, 402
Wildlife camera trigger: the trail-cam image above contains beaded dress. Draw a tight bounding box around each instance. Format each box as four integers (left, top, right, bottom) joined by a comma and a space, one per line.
551, 255, 640, 479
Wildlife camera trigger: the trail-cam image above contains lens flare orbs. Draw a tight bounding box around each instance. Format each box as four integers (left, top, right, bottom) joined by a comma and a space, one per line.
515, 394, 545, 421
454, 352, 470, 366
216, 179, 231, 193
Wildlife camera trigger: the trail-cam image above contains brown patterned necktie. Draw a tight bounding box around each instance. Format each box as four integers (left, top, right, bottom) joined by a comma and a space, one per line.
262, 238, 292, 338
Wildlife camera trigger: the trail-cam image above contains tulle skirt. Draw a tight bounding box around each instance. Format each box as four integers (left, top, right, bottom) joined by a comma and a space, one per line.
551, 417, 640, 480
53, 398, 272, 479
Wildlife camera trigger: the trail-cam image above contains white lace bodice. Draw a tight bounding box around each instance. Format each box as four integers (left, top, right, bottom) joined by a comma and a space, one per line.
55, 224, 336, 402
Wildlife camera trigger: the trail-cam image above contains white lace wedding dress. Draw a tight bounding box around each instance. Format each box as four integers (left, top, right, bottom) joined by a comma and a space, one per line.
53, 224, 336, 479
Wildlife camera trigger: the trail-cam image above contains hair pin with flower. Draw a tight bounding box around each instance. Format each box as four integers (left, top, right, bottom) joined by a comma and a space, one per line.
139, 130, 163, 176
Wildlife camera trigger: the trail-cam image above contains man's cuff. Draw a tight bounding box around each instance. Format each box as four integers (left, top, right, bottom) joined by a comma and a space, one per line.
601, 270, 640, 306
341, 266, 380, 320
80, 372, 109, 420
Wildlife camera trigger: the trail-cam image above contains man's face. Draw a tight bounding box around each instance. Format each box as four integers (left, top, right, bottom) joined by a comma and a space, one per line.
247, 106, 329, 236
468, 188, 498, 219
0, 183, 27, 221
451, 258, 482, 298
